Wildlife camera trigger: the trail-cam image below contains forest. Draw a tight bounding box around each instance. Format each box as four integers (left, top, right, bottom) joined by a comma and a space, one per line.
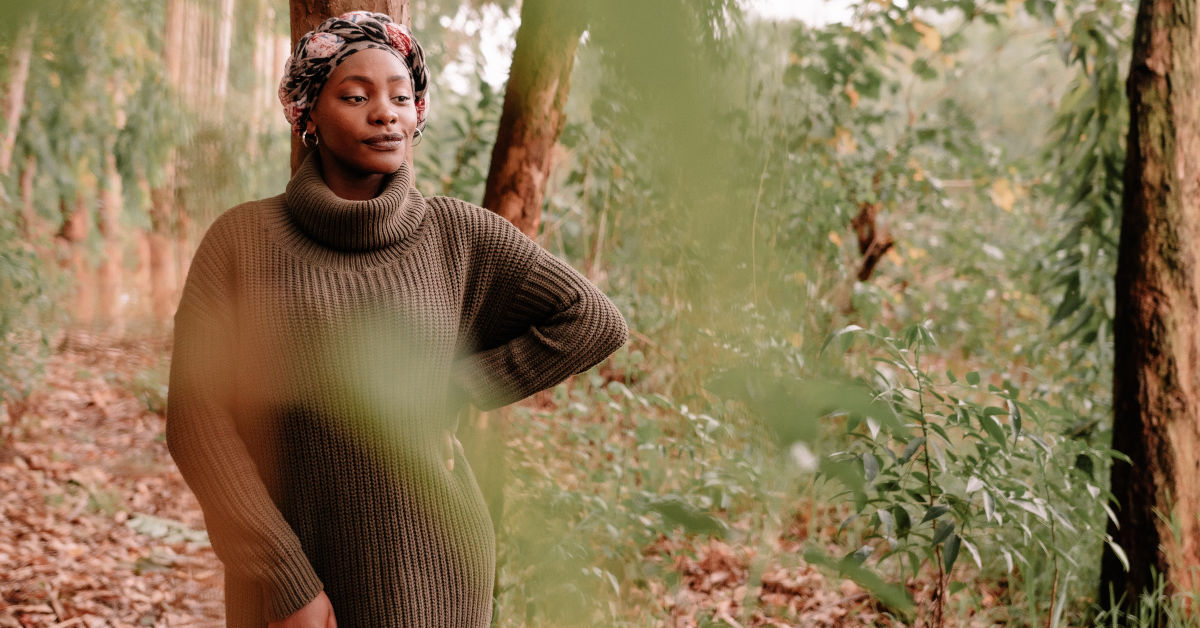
1, 0, 1196, 625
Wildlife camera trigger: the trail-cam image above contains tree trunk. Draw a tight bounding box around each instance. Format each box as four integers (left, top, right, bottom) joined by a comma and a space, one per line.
481, 0, 586, 238
150, 0, 187, 325
163, 0, 184, 90
98, 152, 124, 333
57, 193, 93, 326
289, 0, 411, 173
214, 0, 236, 109
148, 160, 178, 324
1, 16, 35, 176
1101, 0, 1200, 610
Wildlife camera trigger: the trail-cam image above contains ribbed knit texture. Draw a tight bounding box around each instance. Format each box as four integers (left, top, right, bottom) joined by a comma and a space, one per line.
166, 153, 628, 627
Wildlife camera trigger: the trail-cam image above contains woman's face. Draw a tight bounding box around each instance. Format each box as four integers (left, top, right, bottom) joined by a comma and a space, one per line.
307, 48, 418, 180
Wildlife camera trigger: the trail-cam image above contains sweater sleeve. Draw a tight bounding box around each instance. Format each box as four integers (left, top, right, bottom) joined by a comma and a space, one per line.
451, 244, 629, 411
165, 223, 324, 623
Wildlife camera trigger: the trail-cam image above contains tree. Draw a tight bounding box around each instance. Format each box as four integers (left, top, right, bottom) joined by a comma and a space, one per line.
1101, 0, 1200, 609
480, 0, 585, 237
288, 0, 411, 173
0, 17, 35, 176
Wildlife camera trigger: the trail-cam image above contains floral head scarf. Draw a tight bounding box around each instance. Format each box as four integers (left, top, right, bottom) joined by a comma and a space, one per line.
278, 11, 429, 136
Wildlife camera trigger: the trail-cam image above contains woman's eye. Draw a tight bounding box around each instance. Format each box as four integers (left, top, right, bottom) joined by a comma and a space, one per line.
393, 95, 412, 104
342, 95, 366, 103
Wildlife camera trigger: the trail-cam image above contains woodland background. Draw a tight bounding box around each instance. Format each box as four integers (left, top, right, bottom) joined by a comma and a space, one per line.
2, 0, 1195, 625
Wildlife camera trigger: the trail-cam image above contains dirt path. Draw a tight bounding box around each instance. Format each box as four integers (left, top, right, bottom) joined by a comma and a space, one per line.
1, 332, 223, 627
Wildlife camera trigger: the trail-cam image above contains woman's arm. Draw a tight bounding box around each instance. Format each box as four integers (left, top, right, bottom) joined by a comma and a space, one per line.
451, 245, 629, 411
166, 226, 325, 623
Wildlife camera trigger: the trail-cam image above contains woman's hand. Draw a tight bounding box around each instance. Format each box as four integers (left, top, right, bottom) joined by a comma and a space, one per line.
268, 591, 337, 628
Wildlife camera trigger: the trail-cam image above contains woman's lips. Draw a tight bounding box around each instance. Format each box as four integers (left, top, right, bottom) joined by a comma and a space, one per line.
364, 134, 405, 150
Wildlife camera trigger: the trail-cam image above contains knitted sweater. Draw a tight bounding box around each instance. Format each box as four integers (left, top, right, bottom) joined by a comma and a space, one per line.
166, 153, 628, 627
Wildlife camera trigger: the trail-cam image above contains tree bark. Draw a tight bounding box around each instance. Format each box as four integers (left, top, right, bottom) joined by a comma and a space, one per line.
57, 192, 93, 326
214, 0, 236, 109
149, 0, 187, 326
481, 0, 586, 238
1101, 0, 1200, 610
97, 153, 124, 332
289, 0, 411, 173
1, 16, 35, 176
148, 160, 178, 323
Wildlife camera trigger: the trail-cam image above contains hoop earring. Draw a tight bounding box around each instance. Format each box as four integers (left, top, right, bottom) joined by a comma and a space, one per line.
302, 129, 319, 148
412, 127, 423, 147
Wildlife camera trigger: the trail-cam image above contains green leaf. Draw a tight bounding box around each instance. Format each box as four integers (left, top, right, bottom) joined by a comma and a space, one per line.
944, 534, 961, 572
1007, 399, 1022, 443
921, 505, 949, 523
639, 496, 728, 537
804, 550, 914, 613
863, 452, 879, 483
932, 520, 955, 545
965, 371, 980, 386
819, 324, 865, 357
877, 509, 895, 536
961, 538, 982, 569
899, 437, 925, 463
979, 413, 1007, 447
1106, 538, 1129, 572
847, 544, 874, 565
892, 505, 912, 538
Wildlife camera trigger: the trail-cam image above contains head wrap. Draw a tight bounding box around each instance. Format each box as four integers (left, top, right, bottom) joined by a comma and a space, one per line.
278, 10, 429, 136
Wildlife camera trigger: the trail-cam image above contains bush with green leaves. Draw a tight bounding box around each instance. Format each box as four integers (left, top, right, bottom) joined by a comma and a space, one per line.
814, 323, 1122, 624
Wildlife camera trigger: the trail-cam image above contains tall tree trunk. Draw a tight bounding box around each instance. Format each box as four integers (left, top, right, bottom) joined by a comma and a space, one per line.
289, 0, 411, 173
1, 16, 35, 176
481, 0, 586, 238
249, 0, 271, 153
1101, 0, 1200, 610
57, 192, 93, 326
164, 0, 184, 89
183, 1, 200, 107
214, 0, 236, 109
151, 0, 187, 325
98, 152, 124, 332
148, 159, 178, 323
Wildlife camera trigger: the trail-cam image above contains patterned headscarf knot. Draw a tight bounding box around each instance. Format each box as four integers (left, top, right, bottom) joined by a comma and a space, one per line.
278, 10, 429, 136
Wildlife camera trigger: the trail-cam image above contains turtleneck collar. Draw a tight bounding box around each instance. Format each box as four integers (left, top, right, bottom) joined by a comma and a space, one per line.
285, 152, 427, 252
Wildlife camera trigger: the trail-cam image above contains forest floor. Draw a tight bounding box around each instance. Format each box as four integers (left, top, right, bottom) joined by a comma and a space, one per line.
1, 332, 928, 627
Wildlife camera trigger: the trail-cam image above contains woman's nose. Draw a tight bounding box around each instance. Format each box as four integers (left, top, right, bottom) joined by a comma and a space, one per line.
370, 102, 398, 126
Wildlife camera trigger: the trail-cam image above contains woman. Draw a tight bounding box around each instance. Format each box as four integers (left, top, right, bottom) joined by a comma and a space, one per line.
166, 11, 627, 628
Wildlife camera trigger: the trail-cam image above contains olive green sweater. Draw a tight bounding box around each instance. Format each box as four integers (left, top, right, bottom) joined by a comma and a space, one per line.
166, 153, 628, 627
